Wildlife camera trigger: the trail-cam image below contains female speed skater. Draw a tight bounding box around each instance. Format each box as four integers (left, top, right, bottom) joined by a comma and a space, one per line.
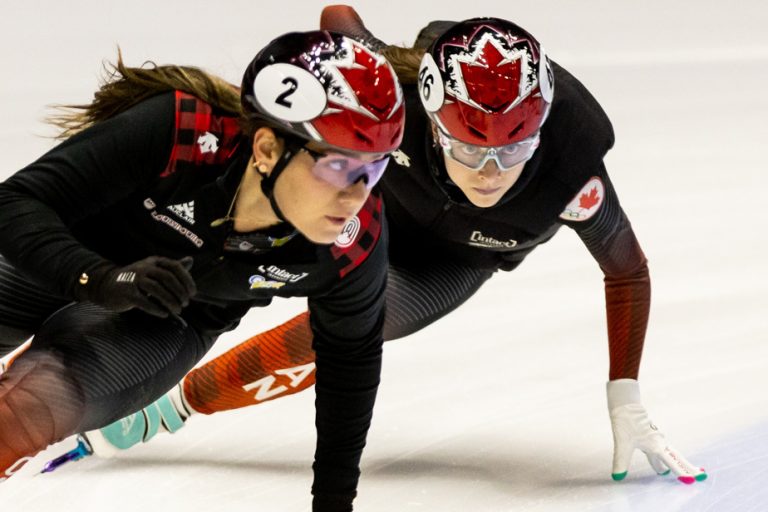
37, 6, 706, 491
0, 27, 407, 512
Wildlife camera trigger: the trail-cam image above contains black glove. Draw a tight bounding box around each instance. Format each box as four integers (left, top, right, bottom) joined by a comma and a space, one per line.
75, 256, 197, 318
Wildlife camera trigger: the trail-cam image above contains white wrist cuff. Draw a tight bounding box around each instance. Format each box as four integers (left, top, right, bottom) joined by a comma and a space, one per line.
606, 378, 642, 410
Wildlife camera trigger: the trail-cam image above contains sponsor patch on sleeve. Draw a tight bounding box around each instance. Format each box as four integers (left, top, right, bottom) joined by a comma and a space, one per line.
330, 193, 382, 278
559, 176, 605, 222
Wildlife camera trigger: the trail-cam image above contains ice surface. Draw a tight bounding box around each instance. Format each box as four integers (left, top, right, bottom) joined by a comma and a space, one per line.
1, 1, 767, 510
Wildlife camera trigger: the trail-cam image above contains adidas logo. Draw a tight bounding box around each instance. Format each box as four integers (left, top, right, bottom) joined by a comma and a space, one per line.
168, 201, 195, 224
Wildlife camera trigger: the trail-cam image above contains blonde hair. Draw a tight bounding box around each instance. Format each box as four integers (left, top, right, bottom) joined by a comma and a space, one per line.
48, 49, 244, 139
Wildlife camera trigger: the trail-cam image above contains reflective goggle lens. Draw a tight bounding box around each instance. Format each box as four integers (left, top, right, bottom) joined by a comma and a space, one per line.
307, 150, 390, 190
437, 131, 540, 170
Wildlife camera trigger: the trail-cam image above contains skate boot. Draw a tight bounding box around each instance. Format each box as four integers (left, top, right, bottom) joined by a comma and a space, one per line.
41, 381, 193, 473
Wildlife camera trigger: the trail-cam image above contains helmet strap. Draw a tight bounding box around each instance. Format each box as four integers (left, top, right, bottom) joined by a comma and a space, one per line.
267, 191, 287, 224
257, 138, 303, 223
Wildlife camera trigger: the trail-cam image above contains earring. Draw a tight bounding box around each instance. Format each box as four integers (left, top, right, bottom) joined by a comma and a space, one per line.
252, 159, 268, 173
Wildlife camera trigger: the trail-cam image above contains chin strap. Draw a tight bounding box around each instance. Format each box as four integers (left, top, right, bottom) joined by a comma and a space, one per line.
266, 191, 288, 224
257, 138, 303, 224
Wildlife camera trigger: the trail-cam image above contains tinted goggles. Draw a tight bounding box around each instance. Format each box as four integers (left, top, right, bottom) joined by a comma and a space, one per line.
436, 129, 540, 171
303, 148, 390, 190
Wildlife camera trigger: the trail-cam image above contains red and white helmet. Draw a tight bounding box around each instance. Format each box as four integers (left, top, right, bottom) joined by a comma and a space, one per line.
241, 30, 404, 154
418, 18, 554, 146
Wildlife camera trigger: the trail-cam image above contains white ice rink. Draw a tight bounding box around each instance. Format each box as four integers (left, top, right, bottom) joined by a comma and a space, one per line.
1, 1, 767, 510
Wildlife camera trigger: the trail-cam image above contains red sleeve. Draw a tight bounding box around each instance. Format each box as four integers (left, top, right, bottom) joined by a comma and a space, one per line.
601, 223, 649, 380
562, 168, 650, 380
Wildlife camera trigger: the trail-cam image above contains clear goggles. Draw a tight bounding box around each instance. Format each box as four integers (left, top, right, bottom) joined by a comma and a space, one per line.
436, 129, 540, 171
303, 147, 390, 190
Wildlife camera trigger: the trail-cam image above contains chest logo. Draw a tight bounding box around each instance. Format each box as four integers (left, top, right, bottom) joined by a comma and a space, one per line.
468, 230, 518, 249
149, 210, 204, 249
197, 132, 219, 154
334, 216, 360, 248
168, 201, 195, 224
559, 176, 605, 222
249, 275, 286, 290
257, 265, 309, 283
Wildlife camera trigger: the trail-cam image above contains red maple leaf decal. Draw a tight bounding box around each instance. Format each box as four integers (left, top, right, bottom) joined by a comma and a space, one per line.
578, 187, 601, 210
459, 39, 521, 112
337, 43, 398, 120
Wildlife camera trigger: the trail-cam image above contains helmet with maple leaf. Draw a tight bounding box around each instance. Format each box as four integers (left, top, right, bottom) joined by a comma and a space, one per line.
418, 18, 554, 147
241, 30, 405, 154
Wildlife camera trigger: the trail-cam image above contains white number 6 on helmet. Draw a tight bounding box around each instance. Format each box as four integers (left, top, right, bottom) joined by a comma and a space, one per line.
417, 53, 444, 113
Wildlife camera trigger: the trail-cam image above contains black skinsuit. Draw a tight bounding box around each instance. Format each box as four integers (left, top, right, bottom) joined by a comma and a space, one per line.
379, 71, 651, 384
0, 90, 386, 503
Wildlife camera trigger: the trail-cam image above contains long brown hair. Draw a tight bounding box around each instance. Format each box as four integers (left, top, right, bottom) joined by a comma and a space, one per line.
49, 45, 425, 141
381, 45, 425, 85
48, 49, 244, 140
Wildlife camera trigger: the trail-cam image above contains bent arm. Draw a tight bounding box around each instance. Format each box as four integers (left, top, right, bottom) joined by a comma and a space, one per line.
0, 93, 173, 296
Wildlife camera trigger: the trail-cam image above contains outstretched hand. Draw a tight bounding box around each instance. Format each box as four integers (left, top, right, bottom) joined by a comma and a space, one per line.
607, 379, 707, 484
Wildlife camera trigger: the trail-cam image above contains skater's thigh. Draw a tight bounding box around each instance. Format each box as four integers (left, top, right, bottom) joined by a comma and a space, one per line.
0, 255, 70, 354
28, 302, 216, 430
383, 261, 495, 341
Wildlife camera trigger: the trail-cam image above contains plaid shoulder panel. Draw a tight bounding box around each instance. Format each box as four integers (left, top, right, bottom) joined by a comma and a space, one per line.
330, 191, 383, 279
160, 91, 242, 177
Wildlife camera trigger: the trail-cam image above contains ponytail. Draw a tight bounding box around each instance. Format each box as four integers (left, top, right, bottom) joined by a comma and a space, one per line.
48, 49, 242, 139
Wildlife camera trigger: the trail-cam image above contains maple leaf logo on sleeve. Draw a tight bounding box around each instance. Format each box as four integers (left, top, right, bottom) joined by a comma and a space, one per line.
578, 187, 601, 210
559, 177, 605, 222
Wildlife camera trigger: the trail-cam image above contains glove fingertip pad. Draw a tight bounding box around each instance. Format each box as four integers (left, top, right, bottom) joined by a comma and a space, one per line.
611, 472, 627, 481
